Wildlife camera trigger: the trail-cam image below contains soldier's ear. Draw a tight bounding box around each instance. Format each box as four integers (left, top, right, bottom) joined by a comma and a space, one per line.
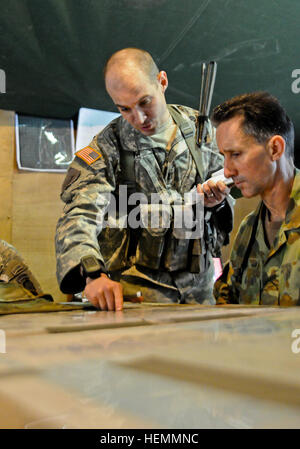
157, 71, 168, 93
268, 135, 285, 161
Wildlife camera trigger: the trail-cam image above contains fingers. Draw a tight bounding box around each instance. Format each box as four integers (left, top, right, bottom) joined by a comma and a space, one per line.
102, 283, 123, 311
197, 180, 229, 208
204, 180, 224, 201
97, 292, 108, 311
113, 285, 124, 312
84, 275, 124, 311
216, 180, 230, 196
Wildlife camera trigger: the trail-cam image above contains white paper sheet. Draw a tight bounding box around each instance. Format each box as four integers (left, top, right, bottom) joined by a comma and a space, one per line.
75, 107, 120, 151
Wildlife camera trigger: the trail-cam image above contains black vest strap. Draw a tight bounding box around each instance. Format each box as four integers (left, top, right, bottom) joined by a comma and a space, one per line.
168, 105, 205, 182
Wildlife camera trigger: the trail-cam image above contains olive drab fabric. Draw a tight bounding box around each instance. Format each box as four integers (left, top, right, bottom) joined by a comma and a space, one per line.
0, 240, 43, 300
214, 169, 300, 306
56, 104, 234, 303
0, 240, 99, 314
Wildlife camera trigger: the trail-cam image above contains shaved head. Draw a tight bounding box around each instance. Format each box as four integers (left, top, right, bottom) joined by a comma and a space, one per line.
103, 48, 169, 136
104, 48, 159, 88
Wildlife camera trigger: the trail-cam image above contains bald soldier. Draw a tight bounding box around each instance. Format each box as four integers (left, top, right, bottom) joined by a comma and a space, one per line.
55, 48, 233, 310
212, 92, 299, 305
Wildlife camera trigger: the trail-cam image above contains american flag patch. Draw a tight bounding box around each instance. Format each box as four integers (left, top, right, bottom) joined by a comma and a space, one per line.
76, 146, 102, 165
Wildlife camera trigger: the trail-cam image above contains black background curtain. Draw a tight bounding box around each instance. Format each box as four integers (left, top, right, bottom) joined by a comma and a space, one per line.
0, 0, 299, 165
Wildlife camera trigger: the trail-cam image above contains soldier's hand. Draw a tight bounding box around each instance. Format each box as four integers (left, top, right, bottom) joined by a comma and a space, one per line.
84, 273, 123, 311
197, 180, 230, 208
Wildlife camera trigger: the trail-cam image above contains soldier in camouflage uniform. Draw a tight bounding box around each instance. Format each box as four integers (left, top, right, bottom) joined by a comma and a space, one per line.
0, 240, 43, 300
212, 92, 300, 306
55, 48, 233, 311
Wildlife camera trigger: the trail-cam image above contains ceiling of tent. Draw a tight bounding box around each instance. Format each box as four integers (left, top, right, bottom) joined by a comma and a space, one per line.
0, 0, 299, 165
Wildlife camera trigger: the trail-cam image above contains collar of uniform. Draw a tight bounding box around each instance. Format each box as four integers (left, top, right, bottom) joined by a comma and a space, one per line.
257, 168, 300, 233
152, 113, 174, 135
231, 169, 299, 268
137, 112, 176, 150
265, 168, 299, 259
282, 168, 300, 231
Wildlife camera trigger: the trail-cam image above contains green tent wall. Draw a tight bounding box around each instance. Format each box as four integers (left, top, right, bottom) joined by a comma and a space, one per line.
0, 0, 299, 165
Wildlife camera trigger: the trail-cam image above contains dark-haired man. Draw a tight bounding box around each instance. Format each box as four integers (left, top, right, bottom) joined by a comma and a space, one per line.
55, 48, 233, 310
212, 92, 299, 306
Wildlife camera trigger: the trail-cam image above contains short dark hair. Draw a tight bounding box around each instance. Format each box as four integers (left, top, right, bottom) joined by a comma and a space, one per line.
211, 92, 294, 160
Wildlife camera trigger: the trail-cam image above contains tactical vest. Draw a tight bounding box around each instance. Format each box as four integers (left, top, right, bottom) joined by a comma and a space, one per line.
99, 106, 220, 274
119, 105, 206, 191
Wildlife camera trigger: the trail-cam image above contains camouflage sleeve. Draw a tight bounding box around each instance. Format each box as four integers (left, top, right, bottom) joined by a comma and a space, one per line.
213, 262, 239, 304
213, 213, 255, 304
0, 240, 43, 296
55, 123, 120, 293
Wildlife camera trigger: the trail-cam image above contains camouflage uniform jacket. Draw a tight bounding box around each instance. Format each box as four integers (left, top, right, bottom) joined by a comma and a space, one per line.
214, 169, 300, 306
0, 240, 43, 300
56, 104, 233, 298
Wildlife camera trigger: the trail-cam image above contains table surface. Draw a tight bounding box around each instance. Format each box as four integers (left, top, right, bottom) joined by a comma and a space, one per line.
0, 303, 300, 429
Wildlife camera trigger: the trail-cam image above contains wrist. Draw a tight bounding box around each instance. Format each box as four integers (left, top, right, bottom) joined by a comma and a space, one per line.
80, 255, 107, 281
209, 198, 227, 212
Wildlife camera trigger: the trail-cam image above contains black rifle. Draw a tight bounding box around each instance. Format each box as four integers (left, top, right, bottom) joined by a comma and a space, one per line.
196, 61, 217, 148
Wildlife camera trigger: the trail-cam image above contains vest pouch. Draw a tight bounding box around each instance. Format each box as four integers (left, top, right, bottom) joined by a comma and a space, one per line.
98, 225, 130, 271
165, 204, 190, 271
164, 204, 204, 272
135, 203, 170, 270
163, 235, 190, 271
189, 238, 207, 273
231, 259, 261, 305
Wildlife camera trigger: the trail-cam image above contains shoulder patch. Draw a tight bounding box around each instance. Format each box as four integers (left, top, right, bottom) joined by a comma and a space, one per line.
76, 146, 102, 165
